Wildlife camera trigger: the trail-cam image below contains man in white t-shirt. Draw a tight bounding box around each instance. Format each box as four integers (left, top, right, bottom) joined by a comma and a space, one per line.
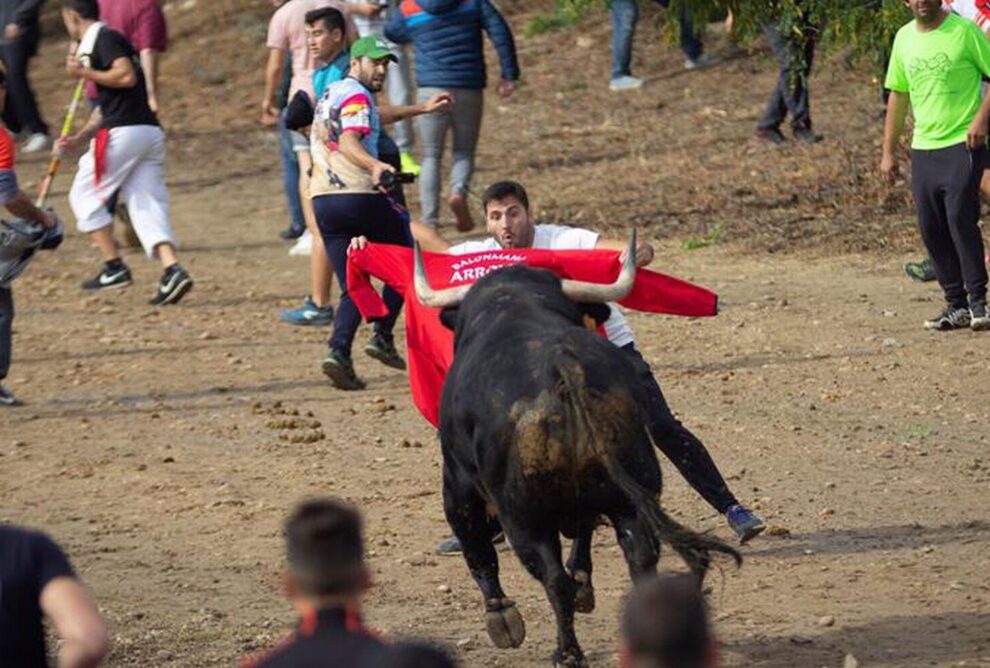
354, 180, 766, 550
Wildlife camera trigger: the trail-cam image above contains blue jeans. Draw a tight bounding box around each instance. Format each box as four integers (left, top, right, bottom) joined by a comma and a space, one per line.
278, 108, 305, 234
313, 193, 412, 355
756, 19, 817, 131
610, 0, 703, 78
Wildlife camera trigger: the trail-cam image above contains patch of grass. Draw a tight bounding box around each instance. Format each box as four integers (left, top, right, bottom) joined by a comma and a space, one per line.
681, 224, 724, 251
895, 423, 937, 441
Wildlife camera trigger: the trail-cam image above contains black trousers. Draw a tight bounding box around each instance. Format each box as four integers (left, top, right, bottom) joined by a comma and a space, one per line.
0, 31, 48, 136
0, 286, 12, 381
313, 192, 412, 356
911, 143, 988, 308
621, 343, 738, 514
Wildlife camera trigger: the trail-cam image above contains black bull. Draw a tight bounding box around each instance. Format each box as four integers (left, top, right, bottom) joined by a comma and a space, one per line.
431, 262, 742, 666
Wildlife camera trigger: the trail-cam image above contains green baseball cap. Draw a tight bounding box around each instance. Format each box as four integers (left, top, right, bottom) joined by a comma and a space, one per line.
350, 35, 397, 63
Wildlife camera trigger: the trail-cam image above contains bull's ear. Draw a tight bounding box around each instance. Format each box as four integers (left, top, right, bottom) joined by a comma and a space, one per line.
439, 306, 460, 331
578, 303, 611, 328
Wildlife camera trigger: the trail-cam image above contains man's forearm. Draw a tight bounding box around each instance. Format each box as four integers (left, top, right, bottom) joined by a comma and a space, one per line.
139, 50, 159, 101
339, 131, 379, 172
5, 191, 48, 225
378, 103, 427, 125
411, 221, 452, 251
263, 49, 285, 107
882, 91, 908, 157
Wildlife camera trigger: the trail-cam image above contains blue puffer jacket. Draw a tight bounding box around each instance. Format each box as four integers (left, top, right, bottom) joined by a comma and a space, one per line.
385, 0, 520, 90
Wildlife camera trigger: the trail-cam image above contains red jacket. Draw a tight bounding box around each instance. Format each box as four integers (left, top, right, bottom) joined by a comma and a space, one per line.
347, 244, 718, 427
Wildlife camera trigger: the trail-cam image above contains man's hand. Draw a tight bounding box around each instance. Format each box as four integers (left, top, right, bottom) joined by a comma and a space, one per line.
880, 151, 898, 187
371, 161, 396, 191
147, 94, 160, 114
420, 92, 454, 115
349, 235, 370, 253
4, 23, 20, 40
967, 114, 988, 151
57, 131, 90, 155
41, 209, 58, 229
620, 241, 655, 268
65, 54, 86, 79
496, 79, 516, 99
261, 100, 280, 128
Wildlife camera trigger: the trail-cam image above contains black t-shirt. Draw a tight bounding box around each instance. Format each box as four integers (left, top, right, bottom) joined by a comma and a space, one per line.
88, 27, 159, 129
0, 525, 76, 668
241, 608, 389, 668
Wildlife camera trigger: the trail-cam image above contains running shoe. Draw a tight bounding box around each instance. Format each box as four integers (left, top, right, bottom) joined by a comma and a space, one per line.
81, 263, 132, 291
280, 297, 334, 326
905, 257, 936, 282
755, 127, 786, 145
684, 53, 721, 70
149, 264, 193, 305
364, 330, 406, 370
0, 384, 21, 407
400, 151, 421, 176
21, 133, 51, 154
970, 301, 990, 331
279, 224, 305, 241
322, 349, 366, 391
288, 230, 312, 256
793, 127, 823, 144
924, 304, 970, 330
609, 75, 643, 91
725, 505, 766, 544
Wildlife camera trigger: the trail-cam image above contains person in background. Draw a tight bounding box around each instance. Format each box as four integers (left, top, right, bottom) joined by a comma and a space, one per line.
385, 0, 519, 232
610, 0, 719, 92
0, 0, 50, 152
345, 0, 419, 175
0, 523, 110, 667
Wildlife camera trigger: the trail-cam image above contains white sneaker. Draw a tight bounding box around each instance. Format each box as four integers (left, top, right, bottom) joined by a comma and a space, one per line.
684, 53, 722, 70
609, 75, 643, 91
21, 133, 51, 153
288, 229, 312, 256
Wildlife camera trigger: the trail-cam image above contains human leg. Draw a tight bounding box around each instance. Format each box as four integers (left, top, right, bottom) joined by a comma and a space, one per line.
756, 21, 790, 133
278, 109, 305, 239
610, 0, 638, 79
386, 46, 415, 155
415, 87, 450, 227
1, 34, 48, 138
449, 88, 483, 232
942, 145, 988, 310
0, 286, 12, 381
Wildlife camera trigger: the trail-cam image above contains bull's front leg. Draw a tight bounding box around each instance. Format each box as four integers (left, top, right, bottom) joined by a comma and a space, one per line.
565, 521, 595, 614
442, 469, 526, 649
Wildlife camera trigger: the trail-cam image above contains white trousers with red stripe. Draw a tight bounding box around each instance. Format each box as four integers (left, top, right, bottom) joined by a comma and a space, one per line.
69, 124, 175, 258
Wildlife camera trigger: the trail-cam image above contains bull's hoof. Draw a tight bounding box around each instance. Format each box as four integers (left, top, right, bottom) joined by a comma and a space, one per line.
484, 598, 526, 649
552, 649, 588, 667
572, 570, 595, 614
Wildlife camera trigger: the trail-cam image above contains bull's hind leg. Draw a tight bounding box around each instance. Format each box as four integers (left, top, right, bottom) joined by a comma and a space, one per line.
611, 510, 660, 584
565, 521, 595, 614
507, 523, 587, 668
443, 470, 525, 650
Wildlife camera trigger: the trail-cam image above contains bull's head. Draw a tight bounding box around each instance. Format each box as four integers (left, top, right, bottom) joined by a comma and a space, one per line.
413, 231, 639, 308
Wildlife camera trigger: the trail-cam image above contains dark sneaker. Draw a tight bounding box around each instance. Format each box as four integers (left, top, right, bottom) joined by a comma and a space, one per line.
0, 384, 21, 407
905, 257, 936, 282
322, 349, 366, 391
434, 532, 506, 556
755, 127, 786, 145
725, 505, 766, 544
149, 264, 193, 305
81, 263, 132, 291
793, 127, 823, 144
364, 331, 406, 370
970, 301, 990, 331
280, 297, 334, 326
279, 225, 305, 241
924, 305, 971, 331
449, 192, 475, 232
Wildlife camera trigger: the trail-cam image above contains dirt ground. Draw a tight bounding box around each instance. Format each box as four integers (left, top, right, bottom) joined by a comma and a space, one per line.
3, 2, 990, 667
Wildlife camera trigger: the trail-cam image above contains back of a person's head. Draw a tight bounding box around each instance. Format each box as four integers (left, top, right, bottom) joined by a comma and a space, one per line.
372, 642, 461, 668
622, 572, 714, 668
285, 498, 365, 597
61, 0, 100, 19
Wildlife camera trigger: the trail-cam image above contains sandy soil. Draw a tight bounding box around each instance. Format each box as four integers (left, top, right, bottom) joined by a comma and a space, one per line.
3, 2, 990, 667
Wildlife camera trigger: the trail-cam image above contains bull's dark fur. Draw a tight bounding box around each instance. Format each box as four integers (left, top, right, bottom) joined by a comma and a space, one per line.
438, 265, 740, 667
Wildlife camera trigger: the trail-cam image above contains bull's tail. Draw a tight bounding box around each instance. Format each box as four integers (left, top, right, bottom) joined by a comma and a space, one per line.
602, 451, 742, 580
551, 353, 741, 579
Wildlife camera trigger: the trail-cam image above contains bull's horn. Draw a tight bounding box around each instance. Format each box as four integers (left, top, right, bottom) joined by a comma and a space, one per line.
560, 229, 638, 303
413, 242, 472, 308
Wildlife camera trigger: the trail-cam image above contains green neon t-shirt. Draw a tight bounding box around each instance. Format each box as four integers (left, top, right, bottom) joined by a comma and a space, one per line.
885, 13, 990, 150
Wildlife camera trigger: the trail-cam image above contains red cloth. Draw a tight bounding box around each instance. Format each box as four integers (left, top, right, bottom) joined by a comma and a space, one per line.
86, 0, 168, 101
93, 128, 110, 186
347, 243, 718, 427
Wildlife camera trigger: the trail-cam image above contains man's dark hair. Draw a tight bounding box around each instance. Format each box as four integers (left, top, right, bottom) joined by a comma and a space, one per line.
61, 0, 100, 19
305, 7, 346, 33
622, 573, 711, 668
481, 180, 529, 215
285, 498, 365, 596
